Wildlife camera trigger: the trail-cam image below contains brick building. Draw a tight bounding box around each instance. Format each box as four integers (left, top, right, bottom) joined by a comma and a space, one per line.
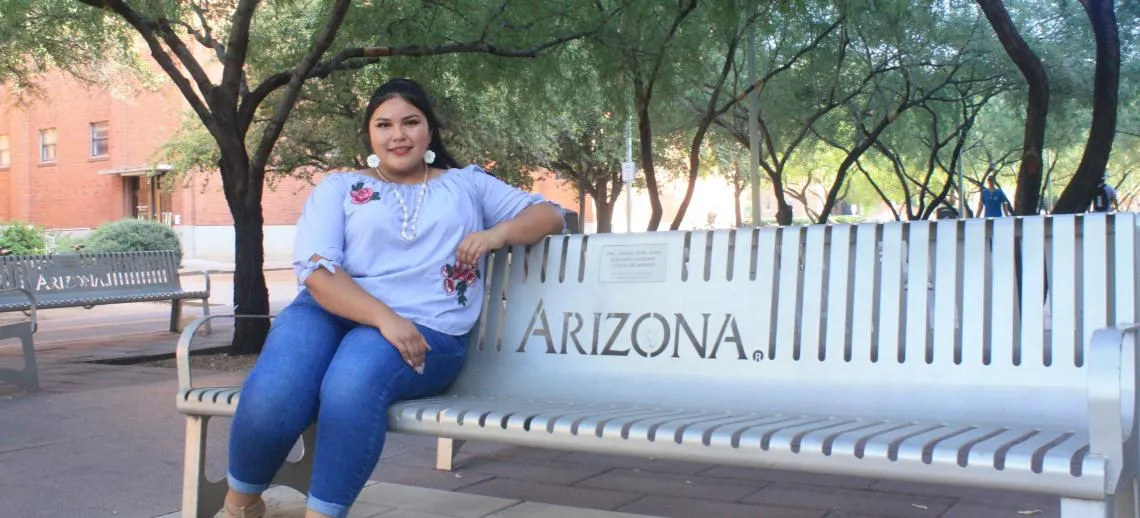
0, 67, 592, 263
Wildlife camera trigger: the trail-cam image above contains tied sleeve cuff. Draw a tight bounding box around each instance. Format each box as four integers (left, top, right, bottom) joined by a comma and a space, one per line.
294, 256, 341, 285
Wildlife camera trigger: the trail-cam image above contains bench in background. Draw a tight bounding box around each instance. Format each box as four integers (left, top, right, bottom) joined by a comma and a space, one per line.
0, 250, 210, 391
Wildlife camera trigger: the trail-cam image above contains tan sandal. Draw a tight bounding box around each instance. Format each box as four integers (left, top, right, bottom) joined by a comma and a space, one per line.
223, 496, 266, 518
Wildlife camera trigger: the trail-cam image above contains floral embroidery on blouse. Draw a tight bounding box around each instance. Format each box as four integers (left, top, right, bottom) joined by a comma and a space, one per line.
442, 262, 480, 306
349, 181, 382, 204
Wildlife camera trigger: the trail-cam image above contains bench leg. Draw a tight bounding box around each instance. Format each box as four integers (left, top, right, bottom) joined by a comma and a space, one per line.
1060, 477, 1138, 518
0, 325, 38, 391
200, 297, 212, 335
182, 418, 315, 518
435, 437, 465, 471
182, 415, 227, 518
170, 300, 183, 333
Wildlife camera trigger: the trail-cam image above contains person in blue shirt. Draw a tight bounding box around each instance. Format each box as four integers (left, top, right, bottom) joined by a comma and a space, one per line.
980, 177, 1012, 218
222, 78, 566, 518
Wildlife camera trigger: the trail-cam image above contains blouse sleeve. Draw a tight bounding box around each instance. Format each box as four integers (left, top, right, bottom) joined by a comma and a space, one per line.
466, 165, 567, 232
292, 174, 346, 285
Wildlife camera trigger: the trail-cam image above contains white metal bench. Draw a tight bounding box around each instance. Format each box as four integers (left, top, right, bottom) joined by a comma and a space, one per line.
176, 213, 1139, 517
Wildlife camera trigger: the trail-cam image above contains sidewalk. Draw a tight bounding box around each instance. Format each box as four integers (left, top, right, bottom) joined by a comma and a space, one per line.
0, 273, 1063, 518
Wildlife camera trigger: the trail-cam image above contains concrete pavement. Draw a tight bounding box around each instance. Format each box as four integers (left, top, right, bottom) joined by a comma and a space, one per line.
0, 269, 1064, 517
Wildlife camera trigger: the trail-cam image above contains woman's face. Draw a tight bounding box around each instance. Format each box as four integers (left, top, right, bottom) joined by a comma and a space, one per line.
368, 95, 431, 177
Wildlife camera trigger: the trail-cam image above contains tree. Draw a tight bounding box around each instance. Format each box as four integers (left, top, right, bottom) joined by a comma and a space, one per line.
1054, 0, 1122, 213
592, 0, 699, 231
17, 0, 609, 354
975, 0, 1049, 216
715, 12, 851, 225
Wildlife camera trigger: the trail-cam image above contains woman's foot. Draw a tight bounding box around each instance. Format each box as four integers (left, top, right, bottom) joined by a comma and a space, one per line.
223, 494, 267, 518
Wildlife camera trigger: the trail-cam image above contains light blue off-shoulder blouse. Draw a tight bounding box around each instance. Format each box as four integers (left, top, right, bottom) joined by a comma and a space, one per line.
292, 164, 564, 336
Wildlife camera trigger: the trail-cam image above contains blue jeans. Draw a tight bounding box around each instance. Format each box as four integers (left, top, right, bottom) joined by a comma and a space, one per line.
226, 290, 468, 517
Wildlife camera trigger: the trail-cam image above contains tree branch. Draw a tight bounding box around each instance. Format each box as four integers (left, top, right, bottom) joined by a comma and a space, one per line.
154, 18, 215, 99
220, 0, 258, 101
238, 16, 612, 132
249, 0, 352, 184
73, 0, 213, 127
718, 18, 844, 116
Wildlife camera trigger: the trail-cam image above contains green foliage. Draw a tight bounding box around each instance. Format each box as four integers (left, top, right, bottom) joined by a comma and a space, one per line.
0, 0, 153, 99
0, 222, 46, 255
84, 219, 183, 262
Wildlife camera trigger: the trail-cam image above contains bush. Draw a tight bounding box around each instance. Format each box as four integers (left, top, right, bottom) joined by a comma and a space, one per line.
0, 222, 47, 255
84, 219, 183, 262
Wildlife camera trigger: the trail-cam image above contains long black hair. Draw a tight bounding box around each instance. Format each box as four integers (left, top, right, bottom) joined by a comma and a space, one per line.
361, 78, 461, 169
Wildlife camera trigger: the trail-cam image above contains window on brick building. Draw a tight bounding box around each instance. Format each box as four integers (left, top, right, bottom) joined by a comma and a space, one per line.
91, 121, 109, 157
0, 135, 9, 167
40, 128, 57, 163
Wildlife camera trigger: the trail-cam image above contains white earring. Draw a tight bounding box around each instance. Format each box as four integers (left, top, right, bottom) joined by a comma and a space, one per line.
424, 150, 436, 165
366, 154, 380, 168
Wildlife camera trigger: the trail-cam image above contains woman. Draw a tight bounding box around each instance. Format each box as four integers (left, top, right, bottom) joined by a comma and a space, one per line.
223, 78, 566, 518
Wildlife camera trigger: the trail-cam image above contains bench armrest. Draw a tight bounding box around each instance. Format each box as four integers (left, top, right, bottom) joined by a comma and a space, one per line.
176, 314, 274, 391
1087, 323, 1140, 483
0, 288, 38, 333
177, 269, 212, 294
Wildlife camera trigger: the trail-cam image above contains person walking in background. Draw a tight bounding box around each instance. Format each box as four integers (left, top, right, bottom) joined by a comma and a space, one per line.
980, 176, 1013, 218
1090, 172, 1119, 213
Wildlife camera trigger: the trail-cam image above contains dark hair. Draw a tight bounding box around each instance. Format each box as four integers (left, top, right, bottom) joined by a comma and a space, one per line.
361, 78, 461, 169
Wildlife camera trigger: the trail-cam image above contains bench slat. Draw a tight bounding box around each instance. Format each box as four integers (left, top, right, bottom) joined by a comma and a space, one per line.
1114, 214, 1137, 326
1051, 216, 1078, 368
823, 225, 851, 362
924, 426, 1009, 466
874, 222, 903, 364
963, 427, 1039, 468
904, 222, 931, 364
961, 220, 987, 365
1082, 215, 1109, 365
605, 409, 711, 440
932, 220, 959, 365
773, 227, 801, 362
799, 225, 826, 362
801, 419, 911, 456
1020, 217, 1046, 367
990, 218, 1016, 366
754, 228, 778, 360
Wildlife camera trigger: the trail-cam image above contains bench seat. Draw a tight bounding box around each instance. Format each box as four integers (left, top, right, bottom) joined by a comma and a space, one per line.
0, 289, 209, 311
391, 395, 1103, 499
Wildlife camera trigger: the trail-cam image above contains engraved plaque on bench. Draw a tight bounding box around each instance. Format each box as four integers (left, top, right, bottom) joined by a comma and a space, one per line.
600, 244, 668, 283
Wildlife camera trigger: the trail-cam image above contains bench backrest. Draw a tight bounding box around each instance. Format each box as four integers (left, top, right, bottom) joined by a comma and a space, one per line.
449, 213, 1138, 429
0, 250, 183, 302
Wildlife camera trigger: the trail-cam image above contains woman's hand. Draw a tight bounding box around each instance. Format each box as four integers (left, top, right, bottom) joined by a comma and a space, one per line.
456, 228, 507, 265
376, 312, 430, 373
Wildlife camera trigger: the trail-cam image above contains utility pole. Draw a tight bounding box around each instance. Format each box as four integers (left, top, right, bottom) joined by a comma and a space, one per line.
623, 116, 634, 232
747, 23, 761, 225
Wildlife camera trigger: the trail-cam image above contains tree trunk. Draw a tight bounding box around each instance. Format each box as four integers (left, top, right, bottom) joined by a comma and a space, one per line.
771, 175, 794, 225
976, 0, 1049, 215
734, 187, 744, 227
1053, 0, 1120, 213
218, 153, 271, 355
635, 88, 663, 230
230, 203, 271, 355
671, 123, 712, 230
594, 201, 614, 234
